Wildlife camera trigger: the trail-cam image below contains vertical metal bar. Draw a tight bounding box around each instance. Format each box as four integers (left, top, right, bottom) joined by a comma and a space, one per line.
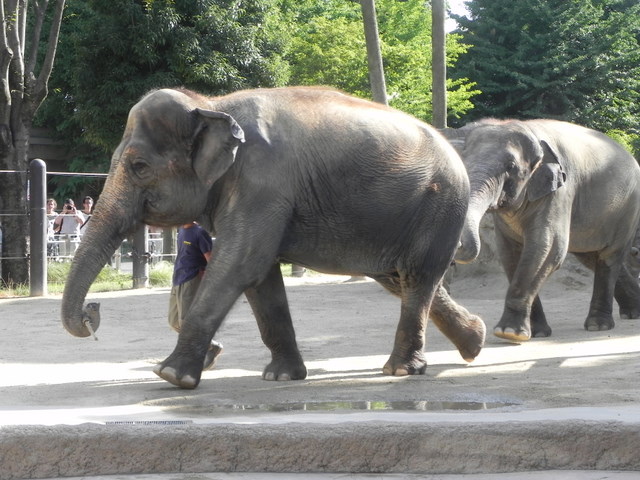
162, 226, 177, 262
132, 223, 149, 288
29, 159, 47, 296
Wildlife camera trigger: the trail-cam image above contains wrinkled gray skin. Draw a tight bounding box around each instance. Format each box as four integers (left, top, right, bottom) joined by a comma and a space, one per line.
443, 119, 640, 342
61, 87, 486, 389
628, 224, 640, 280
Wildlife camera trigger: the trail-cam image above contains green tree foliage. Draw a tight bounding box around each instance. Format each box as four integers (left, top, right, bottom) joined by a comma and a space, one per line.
282, 0, 478, 122
38, 0, 289, 195
39, 0, 480, 201
451, 0, 640, 135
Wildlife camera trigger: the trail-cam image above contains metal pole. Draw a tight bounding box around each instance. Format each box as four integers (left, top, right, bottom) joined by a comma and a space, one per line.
432, 0, 447, 128
162, 226, 176, 262
29, 159, 47, 296
132, 223, 149, 288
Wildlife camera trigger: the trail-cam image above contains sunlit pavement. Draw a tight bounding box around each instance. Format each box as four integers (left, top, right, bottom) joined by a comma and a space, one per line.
3, 276, 640, 479
32, 472, 640, 480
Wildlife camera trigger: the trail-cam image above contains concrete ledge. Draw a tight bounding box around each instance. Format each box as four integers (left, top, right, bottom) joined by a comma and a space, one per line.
2, 420, 640, 480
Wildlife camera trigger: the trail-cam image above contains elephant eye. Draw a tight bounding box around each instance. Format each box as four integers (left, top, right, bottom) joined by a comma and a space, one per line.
131, 158, 151, 178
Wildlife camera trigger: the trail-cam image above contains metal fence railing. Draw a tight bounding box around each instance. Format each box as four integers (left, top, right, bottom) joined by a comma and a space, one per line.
0, 159, 175, 296
46, 232, 168, 265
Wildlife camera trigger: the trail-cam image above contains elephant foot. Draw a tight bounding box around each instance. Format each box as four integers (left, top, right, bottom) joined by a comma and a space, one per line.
428, 286, 486, 363
531, 322, 552, 338
153, 354, 203, 389
494, 310, 532, 342
451, 314, 486, 362
619, 306, 640, 320
262, 355, 307, 381
584, 315, 615, 331
203, 340, 224, 371
382, 352, 427, 376
493, 326, 531, 343
532, 329, 552, 338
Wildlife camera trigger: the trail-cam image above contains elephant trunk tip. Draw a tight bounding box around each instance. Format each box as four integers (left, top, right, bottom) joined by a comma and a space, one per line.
62, 302, 102, 339
455, 241, 481, 264
82, 302, 101, 340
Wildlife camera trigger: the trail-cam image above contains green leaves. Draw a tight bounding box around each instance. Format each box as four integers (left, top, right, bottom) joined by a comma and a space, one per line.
39, 0, 289, 155
39, 0, 481, 200
284, 0, 478, 122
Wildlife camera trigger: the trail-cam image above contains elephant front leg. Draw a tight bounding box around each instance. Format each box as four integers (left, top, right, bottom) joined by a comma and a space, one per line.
493, 224, 565, 342
245, 263, 307, 381
530, 296, 552, 337
497, 287, 554, 341
154, 288, 239, 389
154, 246, 264, 389
494, 297, 533, 342
153, 326, 212, 389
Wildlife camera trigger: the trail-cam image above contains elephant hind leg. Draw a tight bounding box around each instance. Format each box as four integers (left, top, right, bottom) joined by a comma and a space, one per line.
429, 284, 486, 362
376, 272, 487, 364
614, 263, 640, 319
573, 251, 625, 328
584, 255, 619, 331
378, 270, 431, 376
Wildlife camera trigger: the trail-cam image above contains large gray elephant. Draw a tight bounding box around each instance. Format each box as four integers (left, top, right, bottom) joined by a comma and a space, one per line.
443, 119, 640, 342
61, 87, 486, 389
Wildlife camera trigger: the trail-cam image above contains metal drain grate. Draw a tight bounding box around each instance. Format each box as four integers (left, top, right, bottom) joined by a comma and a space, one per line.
105, 420, 194, 425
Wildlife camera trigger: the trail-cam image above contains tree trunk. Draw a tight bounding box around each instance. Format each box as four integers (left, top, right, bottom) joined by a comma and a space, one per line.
431, 0, 447, 128
0, 0, 66, 284
0, 139, 28, 284
359, 0, 387, 105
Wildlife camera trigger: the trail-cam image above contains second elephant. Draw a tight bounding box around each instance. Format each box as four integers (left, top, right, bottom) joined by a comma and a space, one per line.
444, 118, 640, 342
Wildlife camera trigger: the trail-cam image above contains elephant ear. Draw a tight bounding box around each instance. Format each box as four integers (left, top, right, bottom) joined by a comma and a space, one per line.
528, 140, 567, 202
192, 108, 246, 187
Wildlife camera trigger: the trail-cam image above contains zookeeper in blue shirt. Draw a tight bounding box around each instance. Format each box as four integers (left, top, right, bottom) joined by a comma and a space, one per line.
168, 221, 223, 370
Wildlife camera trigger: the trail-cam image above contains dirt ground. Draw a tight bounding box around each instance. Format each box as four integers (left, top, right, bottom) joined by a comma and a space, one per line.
2, 248, 640, 423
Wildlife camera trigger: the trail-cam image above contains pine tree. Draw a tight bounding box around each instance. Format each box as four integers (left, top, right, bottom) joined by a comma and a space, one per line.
451, 0, 640, 133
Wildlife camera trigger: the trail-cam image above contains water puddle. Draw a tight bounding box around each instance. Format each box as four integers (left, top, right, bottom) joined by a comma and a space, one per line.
175, 400, 517, 417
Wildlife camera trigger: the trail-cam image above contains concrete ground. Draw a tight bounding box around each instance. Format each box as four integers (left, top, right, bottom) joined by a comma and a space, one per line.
1, 260, 640, 479
31, 472, 640, 480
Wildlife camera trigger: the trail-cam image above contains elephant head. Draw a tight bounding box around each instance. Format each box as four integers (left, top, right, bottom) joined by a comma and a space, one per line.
442, 120, 566, 263
61, 88, 245, 338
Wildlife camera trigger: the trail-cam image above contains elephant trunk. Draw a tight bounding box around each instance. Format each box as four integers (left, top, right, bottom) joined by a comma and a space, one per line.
455, 187, 497, 264
61, 170, 139, 337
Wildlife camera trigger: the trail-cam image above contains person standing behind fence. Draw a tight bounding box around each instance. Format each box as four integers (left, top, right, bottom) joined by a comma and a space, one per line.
79, 196, 94, 236
169, 222, 223, 370
53, 199, 85, 237
53, 199, 86, 257
46, 198, 59, 257
46, 199, 58, 238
